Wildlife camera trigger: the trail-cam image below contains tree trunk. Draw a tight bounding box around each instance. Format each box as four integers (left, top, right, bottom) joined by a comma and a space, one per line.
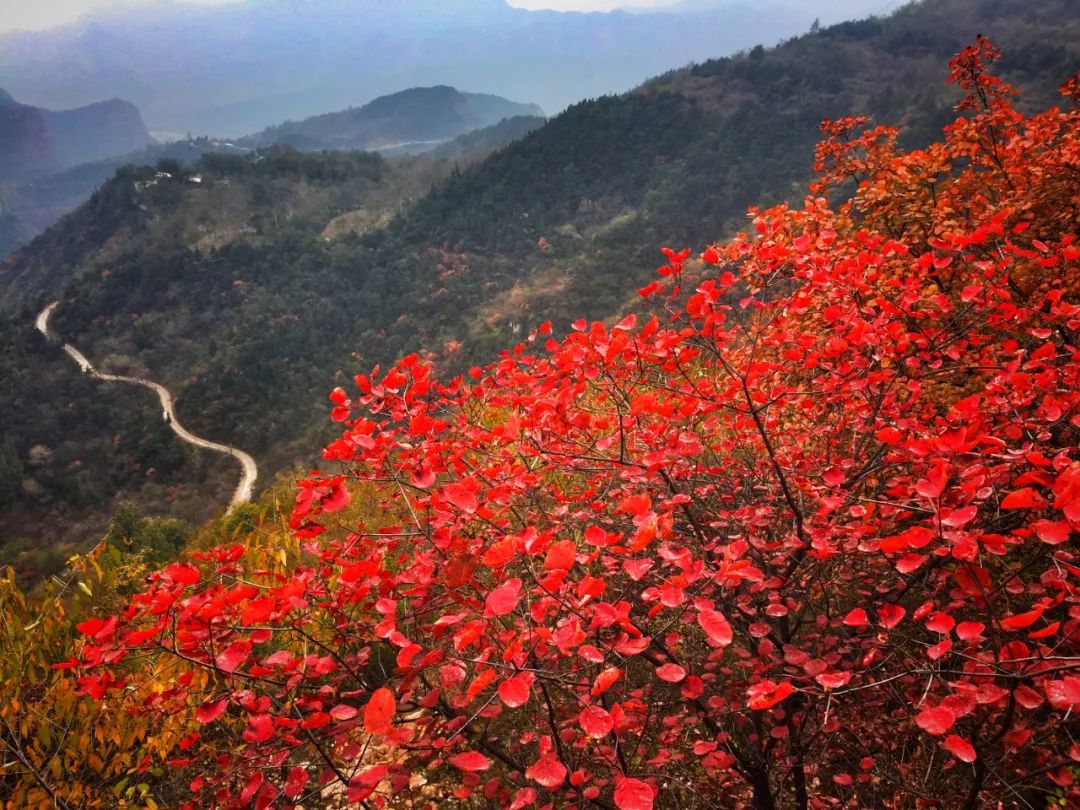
750, 769, 777, 810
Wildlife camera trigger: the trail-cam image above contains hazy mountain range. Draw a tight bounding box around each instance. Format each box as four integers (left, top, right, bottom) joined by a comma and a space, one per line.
0, 0, 885, 137
241, 85, 545, 152
0, 85, 543, 258
0, 89, 151, 180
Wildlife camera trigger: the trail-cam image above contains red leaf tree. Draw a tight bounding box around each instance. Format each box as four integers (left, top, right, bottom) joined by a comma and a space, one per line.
78, 41, 1079, 809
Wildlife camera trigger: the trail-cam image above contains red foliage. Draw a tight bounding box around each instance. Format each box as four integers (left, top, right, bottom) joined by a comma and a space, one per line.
77, 42, 1080, 809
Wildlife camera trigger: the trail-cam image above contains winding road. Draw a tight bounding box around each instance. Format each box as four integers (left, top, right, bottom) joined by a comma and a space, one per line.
35, 302, 257, 512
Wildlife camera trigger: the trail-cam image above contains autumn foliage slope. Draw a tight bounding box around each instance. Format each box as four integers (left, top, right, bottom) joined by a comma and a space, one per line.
62, 42, 1080, 810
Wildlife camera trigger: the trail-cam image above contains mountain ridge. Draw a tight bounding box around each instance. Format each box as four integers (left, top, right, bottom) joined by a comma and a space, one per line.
0, 90, 152, 181
241, 85, 545, 153
0, 92, 547, 261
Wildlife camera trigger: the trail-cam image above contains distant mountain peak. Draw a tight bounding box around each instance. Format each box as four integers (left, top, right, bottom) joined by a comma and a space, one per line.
0, 94, 153, 182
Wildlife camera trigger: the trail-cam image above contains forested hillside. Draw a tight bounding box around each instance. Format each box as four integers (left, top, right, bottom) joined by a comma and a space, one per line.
0, 0, 1077, 578
0, 137, 250, 260
0, 147, 477, 579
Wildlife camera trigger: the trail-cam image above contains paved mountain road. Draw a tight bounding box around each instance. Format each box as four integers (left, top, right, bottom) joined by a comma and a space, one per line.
35, 302, 257, 511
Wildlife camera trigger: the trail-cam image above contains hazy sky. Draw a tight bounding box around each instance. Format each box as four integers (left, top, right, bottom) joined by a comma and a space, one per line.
0, 0, 234, 34
0, 0, 689, 34
0, 0, 890, 35
508, 0, 679, 8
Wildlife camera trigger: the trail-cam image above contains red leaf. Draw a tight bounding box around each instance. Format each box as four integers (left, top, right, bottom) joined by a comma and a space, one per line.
925, 612, 955, 634
943, 735, 977, 763
584, 525, 615, 547
1029, 621, 1060, 640
321, 482, 350, 512
843, 608, 869, 627
283, 767, 308, 799
896, 553, 927, 573
877, 604, 905, 629
242, 713, 275, 744
195, 698, 228, 725
75, 617, 106, 637
815, 672, 852, 690
592, 667, 622, 696
84, 616, 119, 642
122, 626, 160, 646
747, 680, 794, 710
916, 478, 944, 499
955, 621, 985, 641
1001, 607, 1043, 630
697, 609, 733, 647
302, 711, 330, 730
526, 754, 567, 788
241, 596, 275, 625
927, 637, 953, 660
1014, 684, 1044, 709
485, 578, 522, 617
215, 641, 251, 674
1034, 519, 1071, 545
639, 280, 663, 298
544, 539, 577, 571
618, 493, 652, 516
481, 538, 516, 569
450, 752, 491, 772
330, 704, 358, 721
347, 766, 387, 802
240, 771, 263, 803
614, 777, 654, 810
661, 584, 686, 608
443, 482, 478, 514
164, 563, 201, 586
410, 467, 437, 489
1045, 677, 1080, 709
579, 705, 613, 738
941, 505, 977, 527
364, 687, 395, 735
497, 672, 534, 708
656, 663, 686, 683
1000, 487, 1047, 510
915, 706, 955, 735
